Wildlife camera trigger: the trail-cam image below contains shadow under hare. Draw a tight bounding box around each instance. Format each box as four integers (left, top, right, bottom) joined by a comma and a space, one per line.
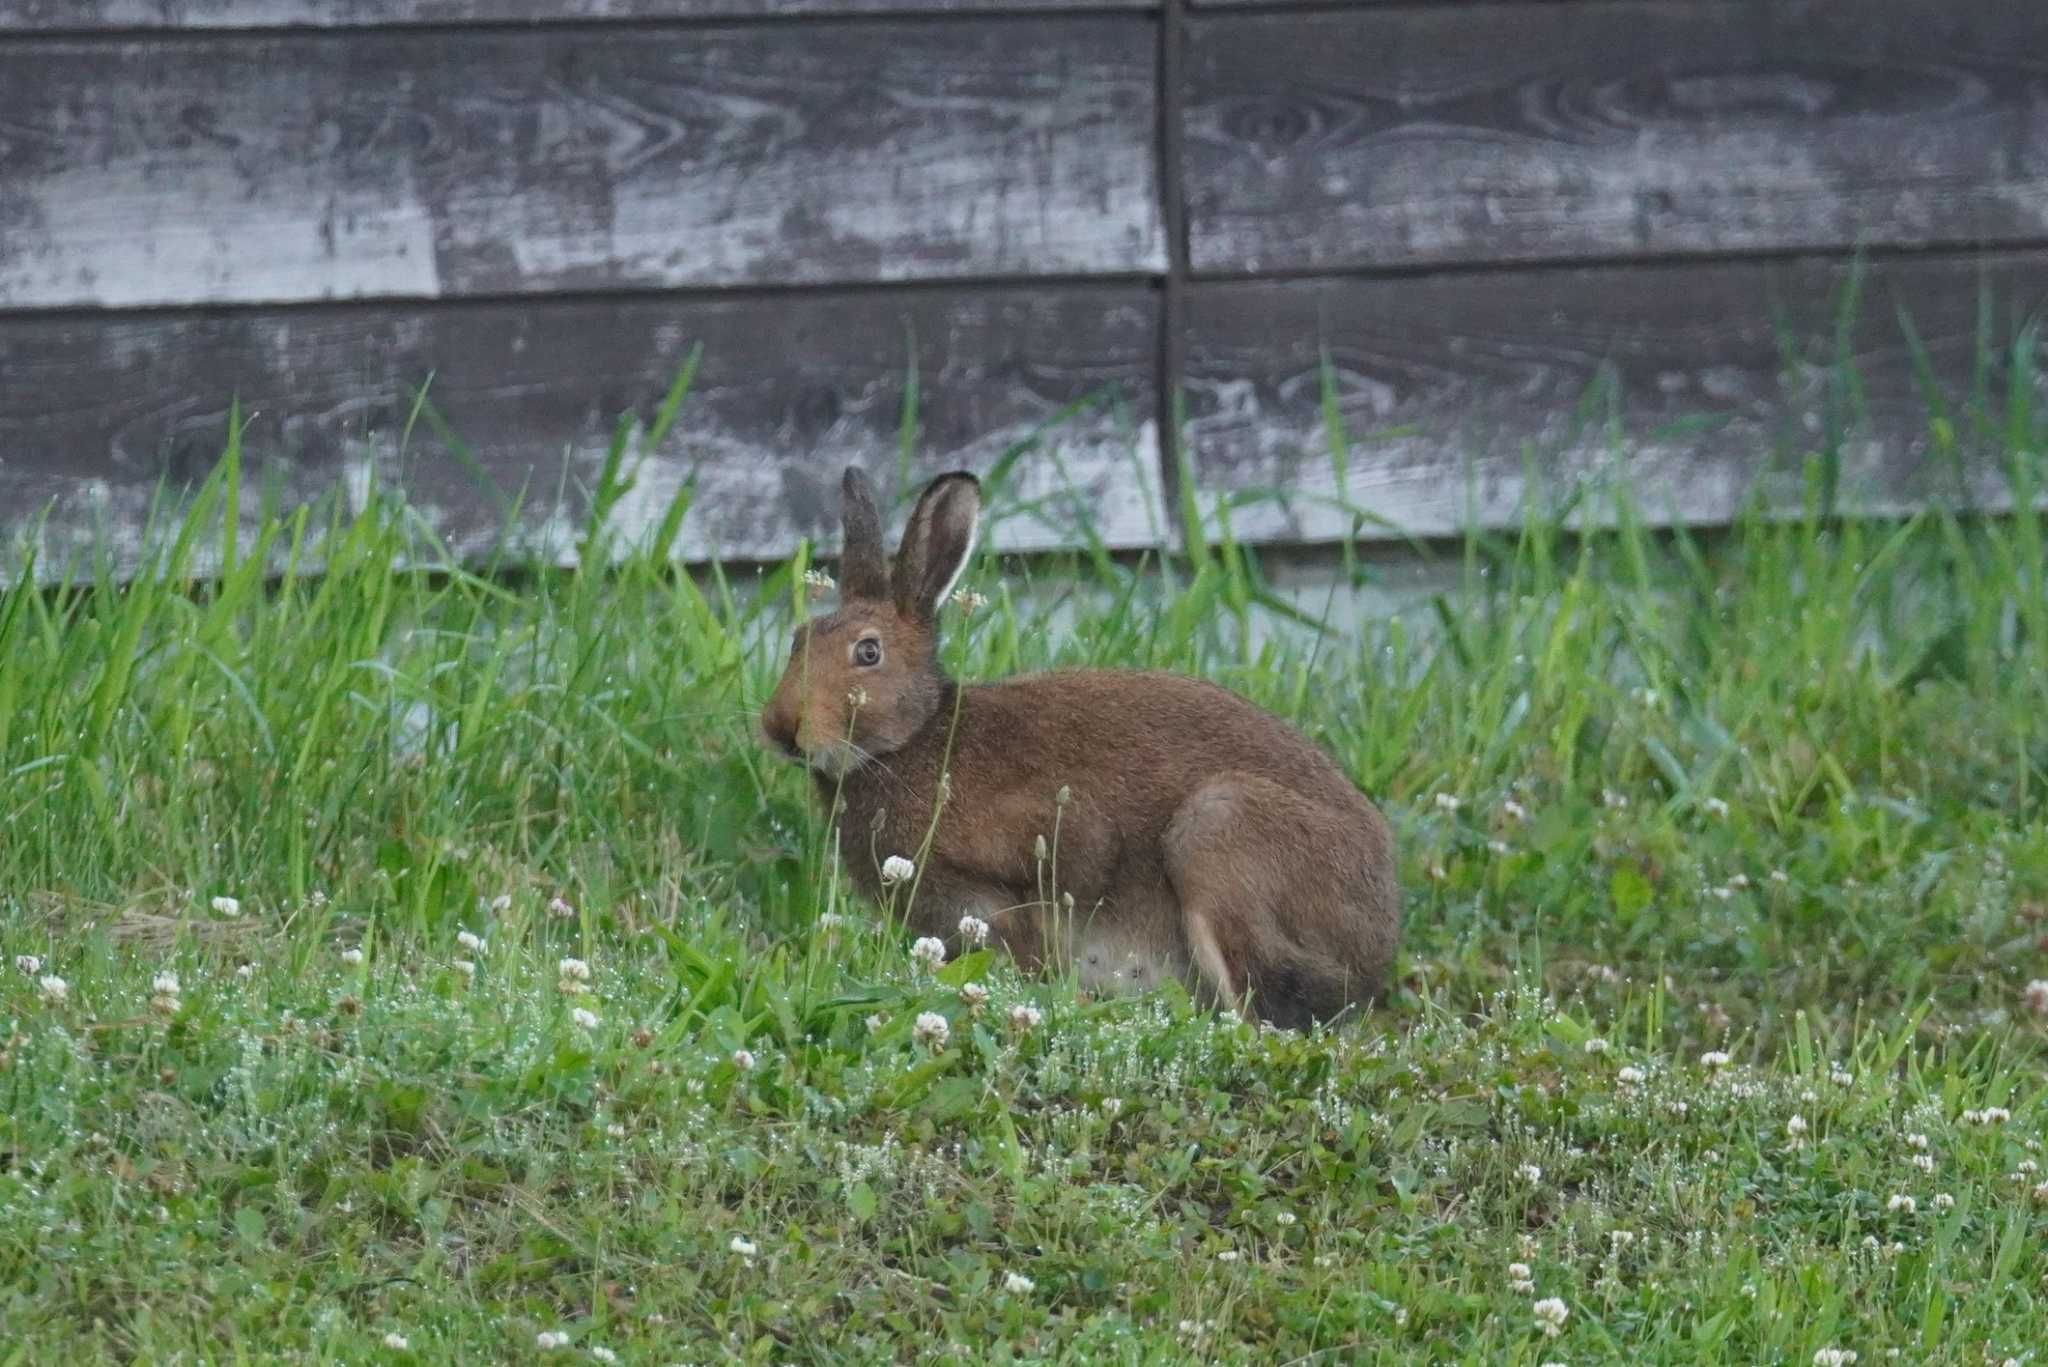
762, 466, 1399, 1029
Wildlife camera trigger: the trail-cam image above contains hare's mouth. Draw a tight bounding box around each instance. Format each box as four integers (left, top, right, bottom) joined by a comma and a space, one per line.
808, 740, 866, 780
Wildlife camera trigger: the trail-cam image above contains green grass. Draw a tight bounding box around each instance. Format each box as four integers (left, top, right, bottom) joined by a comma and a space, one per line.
3, 401, 2048, 1363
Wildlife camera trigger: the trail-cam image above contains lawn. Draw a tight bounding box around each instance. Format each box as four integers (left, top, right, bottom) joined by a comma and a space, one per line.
2, 430, 2046, 1364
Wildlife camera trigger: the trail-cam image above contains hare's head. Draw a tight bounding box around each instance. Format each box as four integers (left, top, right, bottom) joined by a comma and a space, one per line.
761, 466, 981, 778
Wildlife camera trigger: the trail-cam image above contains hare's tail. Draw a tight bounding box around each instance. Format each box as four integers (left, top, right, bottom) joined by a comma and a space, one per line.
1165, 771, 1394, 1029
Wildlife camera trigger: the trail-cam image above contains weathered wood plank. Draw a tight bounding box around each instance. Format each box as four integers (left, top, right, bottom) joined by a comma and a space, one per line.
0, 286, 1162, 580
0, 0, 1147, 27
0, 21, 1162, 309
1182, 253, 2048, 545
1185, 2, 2048, 274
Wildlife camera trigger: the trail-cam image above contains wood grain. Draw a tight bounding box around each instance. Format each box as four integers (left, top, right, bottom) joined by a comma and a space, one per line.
0, 0, 1146, 25
1185, 1, 2048, 274
0, 286, 1162, 580
1181, 252, 2048, 545
0, 21, 1163, 309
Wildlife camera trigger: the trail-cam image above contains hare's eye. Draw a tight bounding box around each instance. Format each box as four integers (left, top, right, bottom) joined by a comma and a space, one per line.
852, 637, 883, 668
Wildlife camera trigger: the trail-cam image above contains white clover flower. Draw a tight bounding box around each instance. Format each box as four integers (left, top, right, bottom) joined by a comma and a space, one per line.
559, 957, 592, 981
605, 1122, 627, 1140
2024, 980, 2048, 1015
1887, 1193, 1917, 1214
1771, 869, 1791, 884
1100, 1097, 1123, 1118
909, 937, 947, 971
729, 1235, 758, 1257
152, 971, 181, 996
1532, 1297, 1568, 1336
383, 1332, 409, 1350
958, 982, 990, 1009
1275, 1210, 1297, 1226
536, 1331, 569, 1350
1617, 1066, 1646, 1086
235, 963, 256, 980
880, 855, 916, 886
1584, 1037, 1608, 1055
1433, 792, 1462, 813
1517, 1164, 1542, 1184
211, 895, 242, 918
1502, 798, 1529, 823
1508, 1262, 1532, 1279
589, 1349, 617, 1365
731, 1048, 756, 1072
1785, 1115, 1809, 1138
957, 914, 991, 946
865, 1012, 889, 1033
548, 897, 577, 920
1932, 1193, 1955, 1211
912, 1012, 950, 1048
341, 947, 365, 966
1216, 1250, 1240, 1263
1963, 1107, 2012, 1126
13, 954, 41, 976
453, 959, 476, 979
571, 1007, 599, 1030
950, 587, 989, 613
1008, 1003, 1043, 1032
487, 894, 512, 914
1002, 1271, 1035, 1293
1602, 788, 1629, 810
1700, 1051, 1732, 1069
1702, 797, 1730, 819
456, 930, 485, 954
803, 567, 836, 598
1904, 1132, 1929, 1150
1911, 1154, 1935, 1173
1812, 1350, 1859, 1367
817, 912, 849, 931
1508, 1260, 1535, 1293
38, 974, 69, 1005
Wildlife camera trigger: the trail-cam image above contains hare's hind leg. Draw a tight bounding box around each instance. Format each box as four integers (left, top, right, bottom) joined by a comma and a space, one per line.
1164, 772, 1382, 1031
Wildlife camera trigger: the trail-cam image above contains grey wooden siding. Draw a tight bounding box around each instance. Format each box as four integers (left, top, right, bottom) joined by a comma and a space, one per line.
1182, 3, 2048, 276
2, 0, 2044, 581
1183, 253, 2048, 545
3, 287, 1162, 573
0, 23, 1163, 309
0, 0, 1148, 28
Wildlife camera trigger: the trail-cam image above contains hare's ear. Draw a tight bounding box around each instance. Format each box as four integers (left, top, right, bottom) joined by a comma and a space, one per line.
838, 466, 891, 602
893, 471, 980, 622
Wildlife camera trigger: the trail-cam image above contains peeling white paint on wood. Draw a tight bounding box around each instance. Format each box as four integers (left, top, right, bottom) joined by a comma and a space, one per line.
0, 23, 1164, 310
0, 0, 1145, 27
0, 286, 1164, 585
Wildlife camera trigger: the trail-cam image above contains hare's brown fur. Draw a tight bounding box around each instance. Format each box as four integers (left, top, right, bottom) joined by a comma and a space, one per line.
762, 468, 1399, 1028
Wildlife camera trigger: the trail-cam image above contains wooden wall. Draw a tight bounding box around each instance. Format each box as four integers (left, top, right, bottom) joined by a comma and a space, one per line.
2, 0, 2045, 577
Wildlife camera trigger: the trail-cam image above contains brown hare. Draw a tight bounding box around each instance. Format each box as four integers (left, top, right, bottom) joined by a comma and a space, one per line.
761, 467, 1399, 1029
